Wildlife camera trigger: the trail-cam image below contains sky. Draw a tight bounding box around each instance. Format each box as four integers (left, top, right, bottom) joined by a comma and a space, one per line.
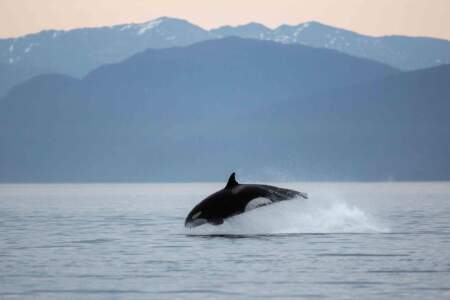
0, 0, 449, 40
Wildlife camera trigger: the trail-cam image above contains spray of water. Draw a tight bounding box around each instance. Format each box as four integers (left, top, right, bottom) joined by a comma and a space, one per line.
186, 194, 389, 236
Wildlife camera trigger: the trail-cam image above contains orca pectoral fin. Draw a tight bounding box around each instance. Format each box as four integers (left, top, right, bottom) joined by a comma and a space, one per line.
209, 218, 224, 226
245, 197, 273, 212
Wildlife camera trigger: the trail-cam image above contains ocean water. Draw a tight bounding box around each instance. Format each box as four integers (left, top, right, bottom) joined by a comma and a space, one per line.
1, 182, 450, 299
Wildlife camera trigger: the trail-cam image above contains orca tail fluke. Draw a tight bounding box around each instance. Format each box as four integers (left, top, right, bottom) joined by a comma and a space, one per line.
264, 185, 308, 202
299, 191, 308, 199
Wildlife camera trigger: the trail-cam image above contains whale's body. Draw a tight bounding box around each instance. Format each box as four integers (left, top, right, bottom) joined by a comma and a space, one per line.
185, 173, 308, 227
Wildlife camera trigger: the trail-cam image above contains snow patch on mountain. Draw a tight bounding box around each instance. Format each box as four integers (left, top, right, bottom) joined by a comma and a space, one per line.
8, 56, 21, 64
137, 19, 162, 35
294, 22, 310, 37
274, 35, 291, 44
52, 31, 63, 39
120, 24, 133, 31
24, 43, 39, 54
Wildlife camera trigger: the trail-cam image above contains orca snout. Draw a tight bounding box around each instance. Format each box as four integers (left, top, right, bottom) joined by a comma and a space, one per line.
185, 208, 207, 228
185, 218, 207, 228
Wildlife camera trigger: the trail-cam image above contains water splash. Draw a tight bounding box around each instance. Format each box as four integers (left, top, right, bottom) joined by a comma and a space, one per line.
185, 196, 389, 236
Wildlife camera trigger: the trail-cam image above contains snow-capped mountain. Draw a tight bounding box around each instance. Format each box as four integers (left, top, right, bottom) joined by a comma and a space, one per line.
0, 17, 212, 78
211, 21, 450, 71
1, 17, 449, 96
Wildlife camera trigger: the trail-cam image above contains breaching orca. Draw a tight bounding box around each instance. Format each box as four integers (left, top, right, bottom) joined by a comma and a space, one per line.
185, 172, 308, 227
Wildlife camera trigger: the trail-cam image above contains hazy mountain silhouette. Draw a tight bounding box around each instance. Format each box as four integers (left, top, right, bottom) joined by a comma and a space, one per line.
256, 64, 450, 180
212, 21, 450, 71
1, 38, 448, 182
1, 17, 450, 96
0, 17, 212, 76
0, 63, 49, 96
0, 17, 213, 95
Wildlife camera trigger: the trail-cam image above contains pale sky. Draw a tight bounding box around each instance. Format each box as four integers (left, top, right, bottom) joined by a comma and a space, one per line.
1, 0, 449, 39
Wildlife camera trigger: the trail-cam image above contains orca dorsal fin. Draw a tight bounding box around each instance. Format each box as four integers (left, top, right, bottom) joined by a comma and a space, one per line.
225, 172, 239, 189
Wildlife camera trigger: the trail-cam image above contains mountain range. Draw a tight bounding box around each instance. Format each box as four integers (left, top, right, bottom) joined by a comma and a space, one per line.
1, 37, 449, 182
1, 16, 450, 96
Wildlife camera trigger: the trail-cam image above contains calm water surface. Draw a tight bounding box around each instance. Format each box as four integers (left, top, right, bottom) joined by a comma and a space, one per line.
1, 182, 450, 299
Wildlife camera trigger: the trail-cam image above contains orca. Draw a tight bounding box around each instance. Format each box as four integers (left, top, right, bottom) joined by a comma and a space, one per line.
185, 172, 308, 227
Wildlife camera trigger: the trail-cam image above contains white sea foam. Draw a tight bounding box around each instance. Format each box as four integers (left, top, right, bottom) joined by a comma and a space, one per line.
186, 195, 388, 235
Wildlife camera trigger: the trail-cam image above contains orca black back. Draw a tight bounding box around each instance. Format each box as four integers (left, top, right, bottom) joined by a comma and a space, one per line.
185, 173, 308, 227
